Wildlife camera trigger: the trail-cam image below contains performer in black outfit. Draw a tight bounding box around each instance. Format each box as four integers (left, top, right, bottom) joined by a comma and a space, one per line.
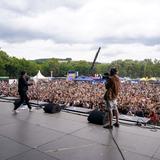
13, 71, 33, 113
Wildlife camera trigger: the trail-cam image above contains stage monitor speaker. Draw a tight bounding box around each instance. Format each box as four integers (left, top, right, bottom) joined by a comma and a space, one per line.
43, 103, 61, 113
88, 109, 108, 125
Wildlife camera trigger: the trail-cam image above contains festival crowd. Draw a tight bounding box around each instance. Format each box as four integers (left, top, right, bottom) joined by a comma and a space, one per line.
0, 79, 160, 123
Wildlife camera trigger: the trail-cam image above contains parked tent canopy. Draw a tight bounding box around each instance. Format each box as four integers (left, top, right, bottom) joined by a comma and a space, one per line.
148, 77, 156, 81
33, 70, 47, 81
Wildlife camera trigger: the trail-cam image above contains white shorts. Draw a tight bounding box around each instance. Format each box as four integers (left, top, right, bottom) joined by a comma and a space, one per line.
105, 99, 118, 111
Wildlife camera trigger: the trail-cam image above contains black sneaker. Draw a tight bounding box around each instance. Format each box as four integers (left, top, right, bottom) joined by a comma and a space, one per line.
113, 123, 119, 127
103, 125, 113, 129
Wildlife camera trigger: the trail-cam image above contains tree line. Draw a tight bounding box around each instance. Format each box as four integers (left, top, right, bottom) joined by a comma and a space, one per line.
0, 50, 160, 78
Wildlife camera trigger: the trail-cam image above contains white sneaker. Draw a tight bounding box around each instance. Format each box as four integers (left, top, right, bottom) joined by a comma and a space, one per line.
29, 108, 33, 112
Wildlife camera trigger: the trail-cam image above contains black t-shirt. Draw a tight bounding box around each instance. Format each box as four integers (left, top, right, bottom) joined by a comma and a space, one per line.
18, 76, 28, 94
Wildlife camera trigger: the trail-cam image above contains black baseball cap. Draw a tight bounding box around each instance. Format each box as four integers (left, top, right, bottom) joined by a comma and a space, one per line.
20, 71, 26, 76
110, 68, 117, 75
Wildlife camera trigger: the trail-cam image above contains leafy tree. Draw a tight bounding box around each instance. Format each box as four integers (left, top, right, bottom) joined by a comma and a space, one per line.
41, 58, 60, 77
59, 62, 74, 76
0, 51, 10, 76
72, 61, 90, 75
0, 50, 159, 78
96, 63, 110, 74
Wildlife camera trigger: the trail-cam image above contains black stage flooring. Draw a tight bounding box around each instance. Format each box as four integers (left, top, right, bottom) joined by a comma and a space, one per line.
0, 102, 160, 160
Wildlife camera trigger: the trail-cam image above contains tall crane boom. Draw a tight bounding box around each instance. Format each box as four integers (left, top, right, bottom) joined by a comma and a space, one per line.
90, 47, 101, 72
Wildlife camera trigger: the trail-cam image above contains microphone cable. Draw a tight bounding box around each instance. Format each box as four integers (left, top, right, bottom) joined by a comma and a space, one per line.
109, 129, 126, 160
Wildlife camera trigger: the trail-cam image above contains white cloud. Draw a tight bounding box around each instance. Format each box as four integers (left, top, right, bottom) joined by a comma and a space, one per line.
99, 43, 160, 62
1, 40, 160, 63
0, 0, 160, 62
1, 40, 96, 61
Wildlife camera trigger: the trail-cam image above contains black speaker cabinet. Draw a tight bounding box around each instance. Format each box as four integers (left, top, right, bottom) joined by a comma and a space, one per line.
88, 109, 108, 125
43, 103, 61, 113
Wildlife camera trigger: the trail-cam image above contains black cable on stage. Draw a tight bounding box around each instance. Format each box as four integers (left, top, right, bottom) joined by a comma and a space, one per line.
109, 129, 126, 160
0, 100, 13, 103
136, 118, 159, 132
0, 96, 16, 101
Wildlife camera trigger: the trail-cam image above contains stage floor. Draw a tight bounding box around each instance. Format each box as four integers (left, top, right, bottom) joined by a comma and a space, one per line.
0, 102, 160, 160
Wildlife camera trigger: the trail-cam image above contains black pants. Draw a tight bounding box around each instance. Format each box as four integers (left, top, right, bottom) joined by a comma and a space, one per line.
14, 92, 31, 110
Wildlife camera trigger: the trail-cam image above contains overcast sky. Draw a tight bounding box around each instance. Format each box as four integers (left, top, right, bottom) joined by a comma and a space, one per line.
0, 0, 160, 63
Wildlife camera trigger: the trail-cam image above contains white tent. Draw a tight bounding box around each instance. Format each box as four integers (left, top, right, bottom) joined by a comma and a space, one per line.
33, 70, 47, 81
